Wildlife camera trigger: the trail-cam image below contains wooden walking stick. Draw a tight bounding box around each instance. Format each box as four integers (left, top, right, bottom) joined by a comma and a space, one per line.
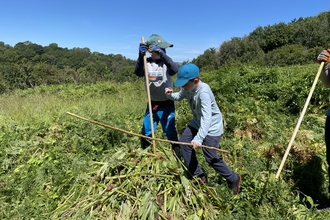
66, 112, 230, 153
141, 36, 156, 152
275, 62, 325, 179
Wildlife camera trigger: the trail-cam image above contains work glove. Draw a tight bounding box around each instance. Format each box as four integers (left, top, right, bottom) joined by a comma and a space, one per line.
317, 49, 330, 65
149, 45, 165, 57
139, 43, 148, 56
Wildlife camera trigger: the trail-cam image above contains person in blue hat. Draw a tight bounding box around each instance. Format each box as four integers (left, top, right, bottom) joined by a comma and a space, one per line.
165, 63, 241, 195
134, 34, 181, 158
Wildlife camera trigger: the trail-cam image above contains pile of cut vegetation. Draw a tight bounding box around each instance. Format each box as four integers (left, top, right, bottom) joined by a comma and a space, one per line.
51, 144, 227, 219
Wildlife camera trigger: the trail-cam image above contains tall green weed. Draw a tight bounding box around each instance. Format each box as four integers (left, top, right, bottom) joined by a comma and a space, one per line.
1, 64, 330, 219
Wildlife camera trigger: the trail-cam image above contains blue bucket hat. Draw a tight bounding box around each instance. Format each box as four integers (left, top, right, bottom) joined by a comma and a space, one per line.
174, 63, 200, 87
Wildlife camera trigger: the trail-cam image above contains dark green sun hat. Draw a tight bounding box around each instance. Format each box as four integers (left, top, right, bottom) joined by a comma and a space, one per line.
146, 34, 173, 48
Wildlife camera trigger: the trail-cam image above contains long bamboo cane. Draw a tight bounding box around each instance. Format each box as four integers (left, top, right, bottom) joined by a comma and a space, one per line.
275, 62, 325, 179
141, 36, 156, 153
66, 112, 230, 153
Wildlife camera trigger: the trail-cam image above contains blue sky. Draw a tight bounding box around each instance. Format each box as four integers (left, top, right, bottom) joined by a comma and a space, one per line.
0, 0, 327, 62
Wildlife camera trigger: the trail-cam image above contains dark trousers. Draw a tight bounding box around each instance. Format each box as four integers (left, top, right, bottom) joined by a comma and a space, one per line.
179, 126, 237, 183
325, 115, 330, 192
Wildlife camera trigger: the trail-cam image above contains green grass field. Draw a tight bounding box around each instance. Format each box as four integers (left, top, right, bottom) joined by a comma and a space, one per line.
1, 65, 330, 219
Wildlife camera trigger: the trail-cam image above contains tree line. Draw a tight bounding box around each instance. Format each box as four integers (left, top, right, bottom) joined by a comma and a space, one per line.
192, 10, 330, 70
0, 42, 137, 93
1, 10, 330, 93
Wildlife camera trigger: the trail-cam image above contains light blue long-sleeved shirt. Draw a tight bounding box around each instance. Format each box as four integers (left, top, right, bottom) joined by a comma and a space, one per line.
166, 82, 223, 144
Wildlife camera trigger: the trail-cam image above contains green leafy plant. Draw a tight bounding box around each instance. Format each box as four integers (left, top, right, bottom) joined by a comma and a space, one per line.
1, 65, 330, 219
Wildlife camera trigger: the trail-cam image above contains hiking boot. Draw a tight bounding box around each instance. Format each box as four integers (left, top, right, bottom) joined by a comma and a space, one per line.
198, 174, 207, 183
140, 137, 151, 149
229, 174, 241, 195
316, 198, 330, 212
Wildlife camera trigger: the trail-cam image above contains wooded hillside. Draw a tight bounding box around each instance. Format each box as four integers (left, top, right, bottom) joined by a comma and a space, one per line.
1, 11, 329, 93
